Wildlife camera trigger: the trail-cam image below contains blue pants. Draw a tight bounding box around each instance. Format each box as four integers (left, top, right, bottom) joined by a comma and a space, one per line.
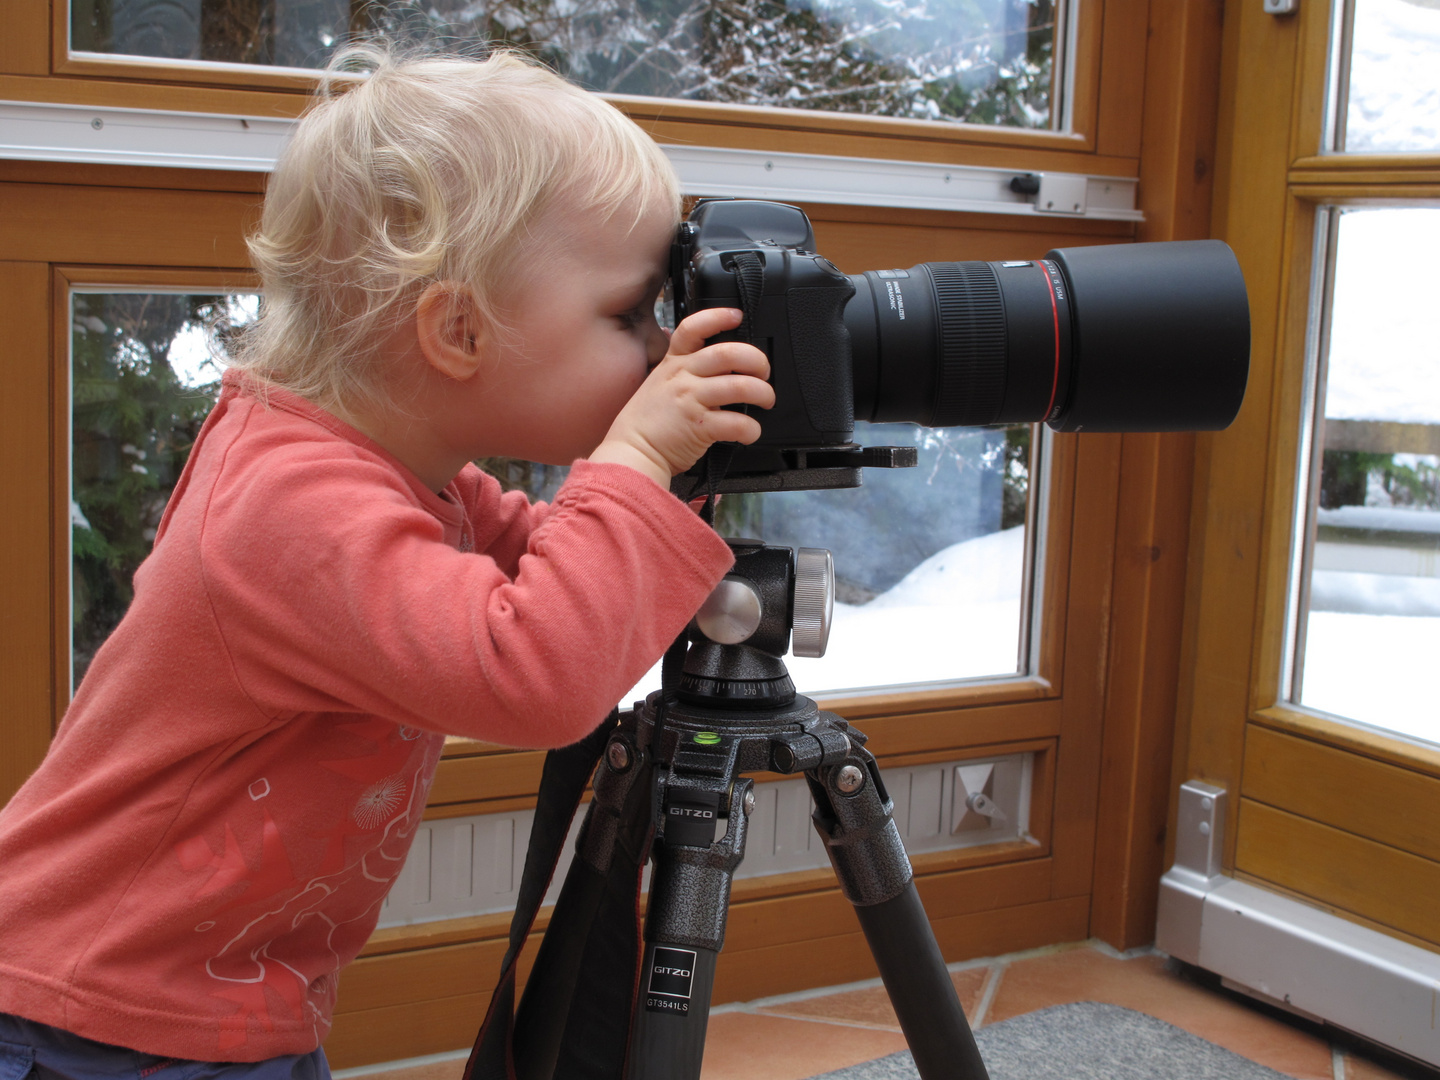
0, 1014, 330, 1080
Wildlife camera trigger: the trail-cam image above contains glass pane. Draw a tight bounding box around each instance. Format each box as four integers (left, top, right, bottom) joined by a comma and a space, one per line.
621, 421, 1038, 701
1290, 208, 1440, 746
70, 292, 257, 687
1338, 0, 1440, 153
71, 0, 1064, 130
70, 290, 1036, 701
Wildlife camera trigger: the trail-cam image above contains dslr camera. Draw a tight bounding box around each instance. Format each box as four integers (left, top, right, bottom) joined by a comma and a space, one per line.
666, 199, 1250, 498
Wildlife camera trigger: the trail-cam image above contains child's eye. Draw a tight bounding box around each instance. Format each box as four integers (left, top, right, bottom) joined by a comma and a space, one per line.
617, 304, 651, 330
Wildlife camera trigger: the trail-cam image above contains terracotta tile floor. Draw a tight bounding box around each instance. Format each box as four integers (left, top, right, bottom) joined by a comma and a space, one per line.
335, 941, 1432, 1080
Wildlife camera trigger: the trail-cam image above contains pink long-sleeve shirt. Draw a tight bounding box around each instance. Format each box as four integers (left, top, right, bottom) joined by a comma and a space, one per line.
0, 372, 732, 1061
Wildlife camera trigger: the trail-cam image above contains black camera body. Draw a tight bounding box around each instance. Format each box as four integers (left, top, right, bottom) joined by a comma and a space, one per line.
674, 200, 858, 457
668, 198, 1251, 498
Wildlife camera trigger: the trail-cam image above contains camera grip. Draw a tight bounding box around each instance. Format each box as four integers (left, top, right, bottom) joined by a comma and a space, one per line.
787, 287, 855, 436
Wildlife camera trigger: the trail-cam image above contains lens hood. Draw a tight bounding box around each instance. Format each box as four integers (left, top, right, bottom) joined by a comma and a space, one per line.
1045, 240, 1250, 433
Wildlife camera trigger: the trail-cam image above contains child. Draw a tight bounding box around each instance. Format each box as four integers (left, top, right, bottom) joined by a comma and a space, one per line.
0, 44, 773, 1077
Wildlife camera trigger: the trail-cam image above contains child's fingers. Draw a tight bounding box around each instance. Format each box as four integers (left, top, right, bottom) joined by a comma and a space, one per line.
693, 374, 776, 412
668, 307, 746, 355
683, 341, 770, 380
701, 409, 765, 446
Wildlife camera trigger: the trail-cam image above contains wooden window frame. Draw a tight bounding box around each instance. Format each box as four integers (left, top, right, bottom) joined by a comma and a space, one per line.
1255, 185, 1440, 768
54, 265, 261, 718
1252, 190, 1440, 781
43, 245, 1089, 794
14, 168, 1113, 810
1, 0, 1151, 175
0, 166, 265, 810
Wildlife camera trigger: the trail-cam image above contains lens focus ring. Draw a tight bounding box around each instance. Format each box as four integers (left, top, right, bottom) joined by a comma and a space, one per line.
927, 262, 1006, 427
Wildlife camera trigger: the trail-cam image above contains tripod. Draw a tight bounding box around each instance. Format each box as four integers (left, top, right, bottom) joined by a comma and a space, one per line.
499, 537, 991, 1080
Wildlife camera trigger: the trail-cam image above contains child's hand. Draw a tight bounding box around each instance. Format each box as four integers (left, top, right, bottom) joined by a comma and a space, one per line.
590, 308, 775, 487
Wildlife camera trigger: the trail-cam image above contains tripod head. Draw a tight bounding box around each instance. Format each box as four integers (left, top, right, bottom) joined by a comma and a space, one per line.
677, 539, 834, 710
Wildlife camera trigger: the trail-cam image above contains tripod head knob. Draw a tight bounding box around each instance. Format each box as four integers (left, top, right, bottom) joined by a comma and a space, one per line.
675, 540, 834, 708
792, 548, 834, 659
695, 576, 764, 646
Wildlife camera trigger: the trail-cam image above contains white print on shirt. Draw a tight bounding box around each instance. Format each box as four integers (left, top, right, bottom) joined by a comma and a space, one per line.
352, 776, 407, 830
173, 718, 443, 1054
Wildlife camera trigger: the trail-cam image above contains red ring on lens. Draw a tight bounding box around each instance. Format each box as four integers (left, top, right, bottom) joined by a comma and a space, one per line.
1039, 261, 1061, 419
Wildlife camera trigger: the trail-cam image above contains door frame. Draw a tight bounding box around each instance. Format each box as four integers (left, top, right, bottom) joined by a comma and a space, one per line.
1162, 0, 1440, 1062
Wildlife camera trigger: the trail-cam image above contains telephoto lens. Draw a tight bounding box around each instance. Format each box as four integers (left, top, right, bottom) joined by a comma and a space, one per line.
843, 240, 1250, 433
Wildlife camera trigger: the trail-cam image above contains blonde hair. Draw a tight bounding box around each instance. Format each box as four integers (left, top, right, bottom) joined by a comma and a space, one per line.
234, 44, 681, 415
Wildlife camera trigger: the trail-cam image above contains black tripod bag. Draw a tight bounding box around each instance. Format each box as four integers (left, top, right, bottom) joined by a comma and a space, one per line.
461, 706, 660, 1080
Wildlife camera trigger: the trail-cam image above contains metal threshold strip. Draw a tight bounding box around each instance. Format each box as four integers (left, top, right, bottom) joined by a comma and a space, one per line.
0, 99, 1141, 221
1157, 781, 1440, 1068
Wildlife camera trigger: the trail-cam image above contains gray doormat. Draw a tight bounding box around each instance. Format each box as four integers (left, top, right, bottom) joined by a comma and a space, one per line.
806, 1001, 1292, 1079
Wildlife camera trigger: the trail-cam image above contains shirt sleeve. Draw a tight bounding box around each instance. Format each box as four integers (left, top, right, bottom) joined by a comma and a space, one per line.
451, 464, 556, 578
199, 451, 732, 749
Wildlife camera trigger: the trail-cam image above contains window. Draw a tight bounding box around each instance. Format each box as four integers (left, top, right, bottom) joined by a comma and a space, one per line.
69, 289, 257, 686
1331, 0, 1440, 153
1283, 0, 1440, 746
69, 0, 1070, 130
624, 421, 1042, 699
68, 287, 1043, 701
724, 422, 1039, 694
1285, 207, 1440, 747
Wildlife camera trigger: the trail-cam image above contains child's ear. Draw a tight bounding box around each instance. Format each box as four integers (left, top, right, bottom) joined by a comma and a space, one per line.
415, 281, 489, 381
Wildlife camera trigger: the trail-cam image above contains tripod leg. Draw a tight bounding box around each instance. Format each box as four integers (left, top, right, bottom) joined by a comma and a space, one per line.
626, 777, 752, 1080
628, 941, 720, 1077
809, 759, 990, 1080
854, 883, 989, 1079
